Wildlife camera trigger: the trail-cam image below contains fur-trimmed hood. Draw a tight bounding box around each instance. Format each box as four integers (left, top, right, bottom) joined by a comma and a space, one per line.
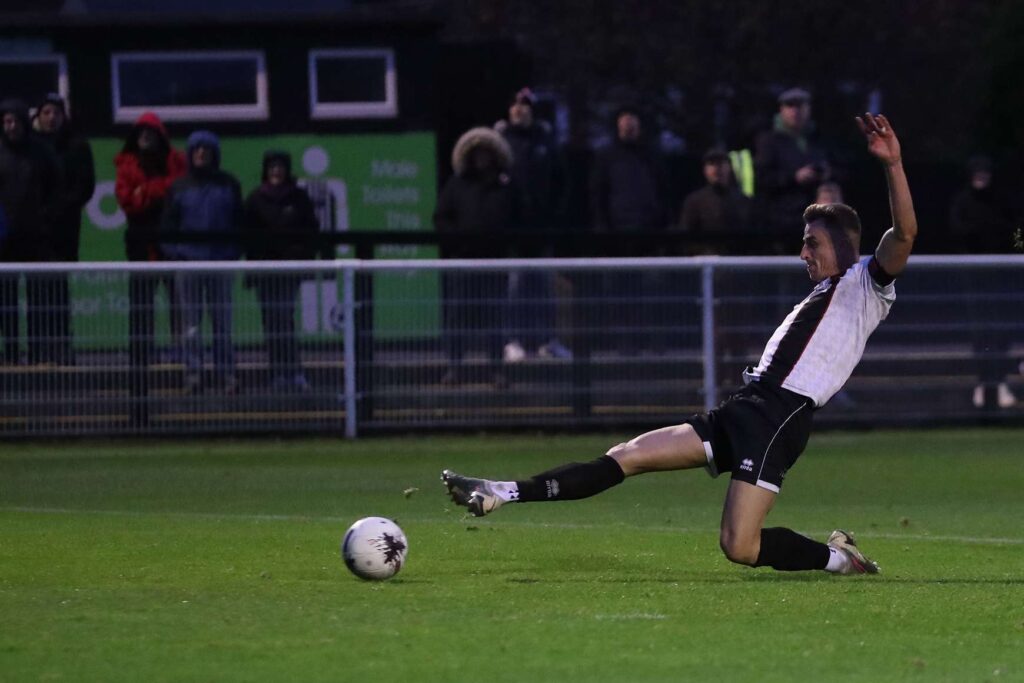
451, 126, 513, 176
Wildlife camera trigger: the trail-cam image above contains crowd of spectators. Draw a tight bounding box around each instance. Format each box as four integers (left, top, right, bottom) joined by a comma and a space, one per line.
1, 101, 319, 402
0, 86, 1019, 406
432, 85, 1022, 397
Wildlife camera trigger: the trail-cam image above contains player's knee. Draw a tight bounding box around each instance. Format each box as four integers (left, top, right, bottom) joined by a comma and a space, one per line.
605, 442, 641, 475
719, 530, 758, 566
605, 442, 628, 458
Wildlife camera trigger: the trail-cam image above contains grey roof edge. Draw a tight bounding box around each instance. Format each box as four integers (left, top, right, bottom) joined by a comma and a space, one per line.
0, 1, 446, 29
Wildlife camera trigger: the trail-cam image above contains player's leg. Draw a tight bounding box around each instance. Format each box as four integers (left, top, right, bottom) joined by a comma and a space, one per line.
718, 479, 776, 566
605, 423, 710, 475
442, 423, 709, 516
720, 479, 833, 570
719, 479, 877, 573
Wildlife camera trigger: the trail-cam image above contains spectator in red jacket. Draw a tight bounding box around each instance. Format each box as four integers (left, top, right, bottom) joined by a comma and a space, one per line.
114, 112, 186, 425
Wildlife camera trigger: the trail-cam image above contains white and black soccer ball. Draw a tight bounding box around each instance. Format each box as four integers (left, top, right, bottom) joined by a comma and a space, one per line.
341, 517, 408, 581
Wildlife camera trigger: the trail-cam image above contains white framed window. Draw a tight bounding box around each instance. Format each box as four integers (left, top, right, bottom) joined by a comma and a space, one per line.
309, 48, 397, 119
0, 54, 70, 112
111, 50, 268, 123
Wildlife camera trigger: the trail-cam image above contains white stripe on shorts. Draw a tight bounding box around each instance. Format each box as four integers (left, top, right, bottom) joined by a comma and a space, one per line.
702, 440, 719, 478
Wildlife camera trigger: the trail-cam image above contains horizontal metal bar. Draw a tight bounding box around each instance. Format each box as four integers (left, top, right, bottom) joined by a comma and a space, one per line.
2, 254, 1023, 274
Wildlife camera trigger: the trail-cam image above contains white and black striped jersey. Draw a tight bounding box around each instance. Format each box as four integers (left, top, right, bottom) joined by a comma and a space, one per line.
743, 255, 896, 407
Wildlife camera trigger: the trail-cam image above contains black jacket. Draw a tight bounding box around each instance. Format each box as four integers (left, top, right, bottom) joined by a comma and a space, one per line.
495, 119, 565, 228
434, 173, 524, 258
589, 141, 668, 233
434, 126, 523, 258
243, 183, 319, 261
0, 103, 59, 262
754, 125, 830, 235
948, 186, 1016, 254
35, 128, 95, 261
678, 184, 752, 240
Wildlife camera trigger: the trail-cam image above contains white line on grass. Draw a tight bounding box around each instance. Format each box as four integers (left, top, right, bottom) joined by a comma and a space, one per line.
3, 506, 1023, 546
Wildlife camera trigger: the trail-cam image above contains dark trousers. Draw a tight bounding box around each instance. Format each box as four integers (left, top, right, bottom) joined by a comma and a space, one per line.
0, 274, 18, 363
52, 274, 73, 363
0, 273, 65, 364
128, 271, 180, 425
176, 272, 235, 376
506, 270, 557, 350
442, 271, 505, 367
254, 278, 302, 378
602, 271, 664, 353
966, 271, 1016, 396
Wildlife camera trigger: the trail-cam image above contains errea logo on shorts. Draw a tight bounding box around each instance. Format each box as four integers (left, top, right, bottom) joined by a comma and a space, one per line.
740, 459, 754, 472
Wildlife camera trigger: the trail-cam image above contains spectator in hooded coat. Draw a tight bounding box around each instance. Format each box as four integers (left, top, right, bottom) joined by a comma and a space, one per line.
115, 111, 187, 425
589, 107, 670, 353
243, 150, 319, 392
33, 93, 95, 364
948, 155, 1019, 410
0, 98, 59, 365
162, 130, 242, 394
434, 126, 524, 387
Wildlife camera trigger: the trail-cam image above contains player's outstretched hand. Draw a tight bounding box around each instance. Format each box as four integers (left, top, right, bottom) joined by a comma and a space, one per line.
856, 113, 901, 166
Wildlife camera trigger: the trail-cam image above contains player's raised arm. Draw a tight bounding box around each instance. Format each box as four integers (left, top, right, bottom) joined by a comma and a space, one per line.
856, 113, 918, 276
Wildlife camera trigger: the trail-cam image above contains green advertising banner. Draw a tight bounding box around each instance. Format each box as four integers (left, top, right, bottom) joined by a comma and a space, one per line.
77, 132, 439, 346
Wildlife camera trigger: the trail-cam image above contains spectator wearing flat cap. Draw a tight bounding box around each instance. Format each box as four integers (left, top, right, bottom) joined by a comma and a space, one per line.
33, 93, 96, 364
753, 88, 833, 242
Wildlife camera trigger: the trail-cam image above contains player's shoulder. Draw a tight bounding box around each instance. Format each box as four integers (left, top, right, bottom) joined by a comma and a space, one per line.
843, 255, 895, 299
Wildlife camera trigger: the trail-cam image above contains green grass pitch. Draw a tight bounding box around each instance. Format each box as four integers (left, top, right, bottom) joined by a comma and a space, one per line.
1, 429, 1022, 682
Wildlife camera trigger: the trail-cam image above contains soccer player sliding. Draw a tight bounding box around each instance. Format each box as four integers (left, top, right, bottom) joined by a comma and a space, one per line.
443, 113, 917, 575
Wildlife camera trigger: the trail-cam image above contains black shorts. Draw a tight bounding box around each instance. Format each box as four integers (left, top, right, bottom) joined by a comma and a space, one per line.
682, 381, 814, 493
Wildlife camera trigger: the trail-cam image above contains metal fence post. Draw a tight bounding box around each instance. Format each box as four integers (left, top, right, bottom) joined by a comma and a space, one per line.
701, 263, 717, 412
342, 266, 358, 438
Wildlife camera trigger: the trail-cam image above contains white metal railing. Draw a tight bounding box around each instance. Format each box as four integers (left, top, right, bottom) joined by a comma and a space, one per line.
0, 255, 1021, 437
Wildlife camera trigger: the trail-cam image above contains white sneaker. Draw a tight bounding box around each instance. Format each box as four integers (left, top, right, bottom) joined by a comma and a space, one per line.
538, 339, 573, 360
998, 382, 1017, 409
973, 384, 985, 408
503, 340, 526, 363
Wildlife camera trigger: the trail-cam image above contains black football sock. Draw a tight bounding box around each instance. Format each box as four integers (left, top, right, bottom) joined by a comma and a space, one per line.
754, 527, 830, 571
515, 455, 625, 502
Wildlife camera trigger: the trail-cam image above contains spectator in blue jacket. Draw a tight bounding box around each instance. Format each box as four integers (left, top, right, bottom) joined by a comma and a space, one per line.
162, 130, 242, 394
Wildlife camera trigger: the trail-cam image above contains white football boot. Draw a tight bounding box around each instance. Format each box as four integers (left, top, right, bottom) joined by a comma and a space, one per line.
827, 529, 880, 574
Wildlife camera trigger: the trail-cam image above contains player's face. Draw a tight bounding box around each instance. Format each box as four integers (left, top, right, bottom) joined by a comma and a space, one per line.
800, 221, 840, 282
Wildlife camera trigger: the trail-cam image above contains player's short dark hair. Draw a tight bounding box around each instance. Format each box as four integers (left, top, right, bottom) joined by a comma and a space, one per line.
803, 203, 862, 247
